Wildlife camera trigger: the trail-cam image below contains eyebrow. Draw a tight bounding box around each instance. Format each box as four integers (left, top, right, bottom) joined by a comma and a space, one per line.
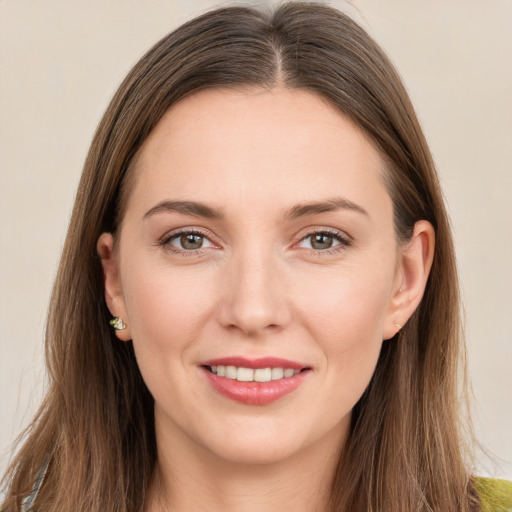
284, 196, 369, 220
143, 196, 368, 221
144, 200, 225, 220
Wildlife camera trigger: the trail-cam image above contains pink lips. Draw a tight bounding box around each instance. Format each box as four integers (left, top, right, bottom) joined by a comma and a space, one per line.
201, 357, 310, 406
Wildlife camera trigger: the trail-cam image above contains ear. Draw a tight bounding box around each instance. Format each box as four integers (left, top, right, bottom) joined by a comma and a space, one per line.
97, 233, 131, 341
383, 220, 435, 340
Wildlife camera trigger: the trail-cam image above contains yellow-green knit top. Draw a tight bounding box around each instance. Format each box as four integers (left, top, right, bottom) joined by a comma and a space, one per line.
476, 477, 512, 512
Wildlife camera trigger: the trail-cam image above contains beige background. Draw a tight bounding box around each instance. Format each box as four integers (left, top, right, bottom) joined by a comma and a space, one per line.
1, 0, 511, 479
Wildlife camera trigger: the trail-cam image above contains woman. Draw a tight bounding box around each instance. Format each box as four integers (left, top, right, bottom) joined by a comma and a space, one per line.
1, 2, 511, 511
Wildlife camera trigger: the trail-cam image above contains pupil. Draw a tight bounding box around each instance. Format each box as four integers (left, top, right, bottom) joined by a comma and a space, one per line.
312, 234, 333, 250
181, 234, 203, 250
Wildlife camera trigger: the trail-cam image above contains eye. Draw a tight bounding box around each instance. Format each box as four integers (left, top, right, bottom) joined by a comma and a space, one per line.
161, 229, 215, 254
297, 230, 351, 252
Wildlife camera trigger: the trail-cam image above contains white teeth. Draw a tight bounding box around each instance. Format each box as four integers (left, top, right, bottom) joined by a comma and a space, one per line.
209, 365, 301, 382
271, 367, 284, 380
237, 367, 254, 382
254, 368, 272, 382
225, 366, 237, 379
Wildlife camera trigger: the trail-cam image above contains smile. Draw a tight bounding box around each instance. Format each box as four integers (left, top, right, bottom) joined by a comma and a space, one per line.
208, 365, 300, 382
201, 357, 311, 406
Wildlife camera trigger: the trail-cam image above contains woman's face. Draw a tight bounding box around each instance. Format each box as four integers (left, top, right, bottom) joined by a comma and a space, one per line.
100, 87, 407, 465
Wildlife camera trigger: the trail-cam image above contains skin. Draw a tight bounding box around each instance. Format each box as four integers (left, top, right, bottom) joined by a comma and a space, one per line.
98, 87, 434, 511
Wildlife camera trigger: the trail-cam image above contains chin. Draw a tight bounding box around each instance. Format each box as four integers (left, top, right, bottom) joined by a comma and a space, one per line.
205, 435, 303, 466
197, 412, 343, 467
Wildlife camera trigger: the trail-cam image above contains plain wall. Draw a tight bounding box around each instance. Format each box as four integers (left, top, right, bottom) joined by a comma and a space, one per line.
1, 0, 511, 479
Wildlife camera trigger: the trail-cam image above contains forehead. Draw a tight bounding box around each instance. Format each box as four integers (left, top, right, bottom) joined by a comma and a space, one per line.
123, 87, 391, 222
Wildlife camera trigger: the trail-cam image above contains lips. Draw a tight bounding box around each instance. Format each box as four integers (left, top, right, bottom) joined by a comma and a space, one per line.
201, 357, 311, 406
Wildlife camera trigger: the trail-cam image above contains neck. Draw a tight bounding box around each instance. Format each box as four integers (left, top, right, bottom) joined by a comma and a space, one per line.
146, 418, 346, 512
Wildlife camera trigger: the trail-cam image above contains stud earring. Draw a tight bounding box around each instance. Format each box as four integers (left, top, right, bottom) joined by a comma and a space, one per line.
395, 323, 402, 332
110, 317, 127, 330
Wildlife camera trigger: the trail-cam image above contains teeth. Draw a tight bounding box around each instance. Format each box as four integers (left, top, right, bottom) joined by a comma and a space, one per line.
210, 365, 301, 382
237, 367, 254, 382
254, 368, 272, 382
271, 367, 284, 380
225, 366, 237, 379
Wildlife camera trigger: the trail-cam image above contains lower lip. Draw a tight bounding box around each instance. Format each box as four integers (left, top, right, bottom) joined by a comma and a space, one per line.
202, 368, 310, 406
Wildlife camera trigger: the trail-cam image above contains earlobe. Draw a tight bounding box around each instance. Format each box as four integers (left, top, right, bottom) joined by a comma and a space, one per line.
383, 220, 435, 340
97, 233, 131, 341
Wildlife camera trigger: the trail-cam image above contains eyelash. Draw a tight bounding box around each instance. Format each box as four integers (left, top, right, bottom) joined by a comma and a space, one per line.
158, 228, 352, 257
298, 228, 353, 256
159, 228, 213, 257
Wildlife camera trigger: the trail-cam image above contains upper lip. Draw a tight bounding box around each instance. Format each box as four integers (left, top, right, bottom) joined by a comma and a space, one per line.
201, 356, 308, 370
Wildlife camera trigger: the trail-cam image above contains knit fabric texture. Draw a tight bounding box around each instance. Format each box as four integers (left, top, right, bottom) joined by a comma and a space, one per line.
476, 477, 512, 512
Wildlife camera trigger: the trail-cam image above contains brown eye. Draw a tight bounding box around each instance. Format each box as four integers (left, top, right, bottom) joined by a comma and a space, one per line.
164, 230, 214, 253
297, 230, 351, 253
179, 233, 204, 250
310, 233, 334, 250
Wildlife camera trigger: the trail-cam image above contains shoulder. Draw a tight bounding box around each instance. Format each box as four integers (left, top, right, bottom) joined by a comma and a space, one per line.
475, 477, 512, 512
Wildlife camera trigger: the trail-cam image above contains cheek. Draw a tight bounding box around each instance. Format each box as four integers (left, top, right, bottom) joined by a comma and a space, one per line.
297, 263, 393, 343
121, 263, 214, 364
294, 263, 393, 395
119, 263, 221, 420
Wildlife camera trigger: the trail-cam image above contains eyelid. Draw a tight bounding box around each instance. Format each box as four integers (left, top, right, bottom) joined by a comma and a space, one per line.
294, 227, 353, 254
158, 227, 219, 256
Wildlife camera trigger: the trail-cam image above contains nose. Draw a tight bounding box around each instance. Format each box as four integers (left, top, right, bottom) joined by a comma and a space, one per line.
216, 244, 291, 336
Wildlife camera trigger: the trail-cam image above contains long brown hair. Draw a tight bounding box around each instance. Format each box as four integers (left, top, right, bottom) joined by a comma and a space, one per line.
1, 2, 477, 511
